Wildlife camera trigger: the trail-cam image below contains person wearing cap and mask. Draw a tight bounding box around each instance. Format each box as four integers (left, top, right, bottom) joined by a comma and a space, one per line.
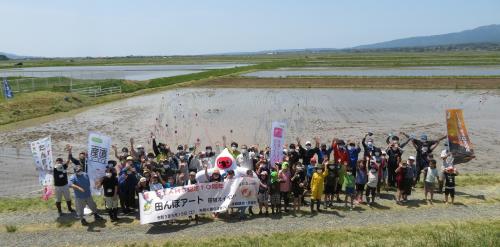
310, 160, 329, 213
324, 160, 340, 209
403, 133, 446, 183
96, 167, 119, 222
53, 157, 75, 216
297, 137, 320, 167
332, 138, 350, 170
69, 165, 104, 225
237, 145, 254, 171
438, 149, 454, 193
318, 143, 333, 164
365, 160, 379, 206
407, 156, 418, 188
386, 141, 404, 187
269, 170, 281, 214
287, 143, 301, 166
257, 171, 270, 215
291, 162, 306, 213
362, 133, 381, 159
346, 140, 361, 177
118, 166, 137, 214
278, 162, 292, 213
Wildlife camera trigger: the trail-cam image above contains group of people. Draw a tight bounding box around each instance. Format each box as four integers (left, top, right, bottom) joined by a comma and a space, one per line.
52, 131, 459, 225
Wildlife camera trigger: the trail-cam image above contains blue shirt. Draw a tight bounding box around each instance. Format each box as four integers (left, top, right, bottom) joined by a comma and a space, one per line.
69, 173, 92, 199
306, 164, 315, 177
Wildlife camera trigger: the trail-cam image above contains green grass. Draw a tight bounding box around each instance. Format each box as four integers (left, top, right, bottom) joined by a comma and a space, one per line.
121, 219, 500, 247
456, 172, 500, 187
2, 51, 500, 69
0, 195, 106, 213
5, 225, 18, 233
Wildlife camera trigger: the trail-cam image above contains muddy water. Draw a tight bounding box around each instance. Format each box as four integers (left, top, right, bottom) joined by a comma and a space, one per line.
244, 66, 500, 77
0, 63, 250, 80
1, 88, 499, 196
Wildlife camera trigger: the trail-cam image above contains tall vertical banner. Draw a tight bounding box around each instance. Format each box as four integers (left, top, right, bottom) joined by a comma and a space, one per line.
87, 132, 111, 195
446, 109, 475, 164
270, 121, 286, 165
2, 78, 14, 99
30, 136, 54, 186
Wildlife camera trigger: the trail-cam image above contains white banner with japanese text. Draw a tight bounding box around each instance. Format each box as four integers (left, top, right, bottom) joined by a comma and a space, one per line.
87, 132, 111, 195
30, 136, 54, 186
139, 177, 259, 224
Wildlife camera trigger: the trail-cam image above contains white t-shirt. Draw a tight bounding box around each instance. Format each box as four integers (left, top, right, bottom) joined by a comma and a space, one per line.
425, 167, 438, 183
366, 170, 378, 188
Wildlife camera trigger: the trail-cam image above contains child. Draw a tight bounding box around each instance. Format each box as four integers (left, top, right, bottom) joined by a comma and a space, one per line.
365, 161, 378, 205
378, 151, 388, 194
422, 159, 439, 204
257, 171, 270, 215
324, 160, 339, 209
306, 157, 317, 190
444, 167, 458, 204
343, 166, 355, 210
355, 160, 367, 204
278, 162, 292, 213
310, 160, 329, 213
269, 171, 281, 214
291, 163, 306, 213
99, 167, 119, 222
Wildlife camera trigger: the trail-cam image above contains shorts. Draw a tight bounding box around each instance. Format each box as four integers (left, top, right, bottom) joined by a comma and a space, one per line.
104, 195, 119, 209
345, 187, 355, 196
257, 192, 269, 203
355, 183, 365, 192
270, 193, 280, 206
403, 180, 412, 195
55, 185, 71, 202
444, 188, 455, 197
292, 188, 304, 198
324, 183, 337, 195
425, 182, 435, 191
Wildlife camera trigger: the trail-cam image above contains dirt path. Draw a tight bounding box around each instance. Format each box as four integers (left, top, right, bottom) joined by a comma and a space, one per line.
1, 185, 499, 247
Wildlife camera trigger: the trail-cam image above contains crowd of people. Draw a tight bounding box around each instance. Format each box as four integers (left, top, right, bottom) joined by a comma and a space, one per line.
52, 131, 460, 226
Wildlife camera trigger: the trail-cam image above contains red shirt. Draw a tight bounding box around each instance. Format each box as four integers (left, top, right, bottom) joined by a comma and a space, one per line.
332, 143, 349, 164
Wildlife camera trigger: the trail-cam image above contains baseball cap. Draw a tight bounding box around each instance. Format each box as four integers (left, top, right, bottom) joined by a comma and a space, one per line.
408, 156, 415, 160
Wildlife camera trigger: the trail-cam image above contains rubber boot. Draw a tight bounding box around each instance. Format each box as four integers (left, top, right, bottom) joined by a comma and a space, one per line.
310, 200, 315, 212
56, 202, 62, 216
316, 200, 321, 212
108, 209, 116, 222
113, 208, 119, 221
66, 201, 75, 213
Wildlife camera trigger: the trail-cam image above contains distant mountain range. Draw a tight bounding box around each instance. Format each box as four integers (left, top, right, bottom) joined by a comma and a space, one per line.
3, 24, 500, 58
353, 24, 500, 50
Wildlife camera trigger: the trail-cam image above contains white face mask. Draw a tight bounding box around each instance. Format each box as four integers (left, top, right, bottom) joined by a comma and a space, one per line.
370, 169, 376, 173
347, 172, 352, 175
328, 165, 334, 169
231, 146, 237, 151
305, 145, 312, 150
241, 149, 248, 154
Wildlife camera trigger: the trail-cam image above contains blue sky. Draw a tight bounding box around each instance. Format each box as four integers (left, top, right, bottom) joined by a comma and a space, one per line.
1, 0, 499, 57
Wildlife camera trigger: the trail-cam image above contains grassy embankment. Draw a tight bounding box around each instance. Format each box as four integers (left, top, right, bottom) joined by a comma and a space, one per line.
0, 59, 304, 126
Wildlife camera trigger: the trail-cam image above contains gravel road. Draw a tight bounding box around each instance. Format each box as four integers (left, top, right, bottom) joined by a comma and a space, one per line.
1, 185, 499, 247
